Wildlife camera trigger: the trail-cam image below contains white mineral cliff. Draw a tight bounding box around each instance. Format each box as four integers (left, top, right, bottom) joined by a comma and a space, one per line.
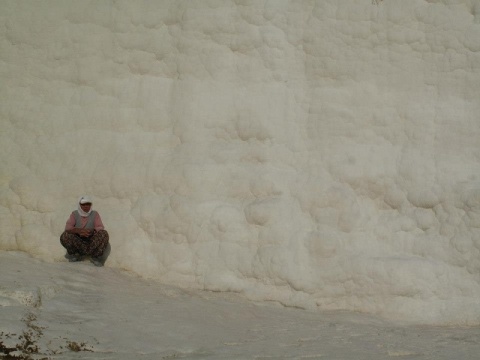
1, 0, 480, 324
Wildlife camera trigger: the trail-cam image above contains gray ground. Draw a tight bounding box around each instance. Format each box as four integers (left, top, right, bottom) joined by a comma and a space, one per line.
1, 251, 479, 359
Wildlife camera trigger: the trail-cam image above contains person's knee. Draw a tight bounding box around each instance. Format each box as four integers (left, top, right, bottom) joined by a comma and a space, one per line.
96, 230, 109, 241
60, 231, 70, 245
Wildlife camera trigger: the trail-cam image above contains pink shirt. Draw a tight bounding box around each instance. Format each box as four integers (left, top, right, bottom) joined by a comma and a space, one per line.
65, 212, 105, 231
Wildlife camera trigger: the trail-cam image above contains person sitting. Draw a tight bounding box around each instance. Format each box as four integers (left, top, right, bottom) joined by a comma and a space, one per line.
60, 196, 109, 266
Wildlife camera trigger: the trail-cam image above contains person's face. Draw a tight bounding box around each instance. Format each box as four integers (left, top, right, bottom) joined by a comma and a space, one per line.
80, 203, 92, 212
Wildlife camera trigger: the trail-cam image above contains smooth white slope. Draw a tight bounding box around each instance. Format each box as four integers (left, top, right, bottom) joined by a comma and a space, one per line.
1, 251, 480, 359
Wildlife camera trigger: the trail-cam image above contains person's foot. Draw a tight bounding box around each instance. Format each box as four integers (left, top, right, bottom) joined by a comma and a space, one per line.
67, 254, 81, 262
90, 257, 104, 267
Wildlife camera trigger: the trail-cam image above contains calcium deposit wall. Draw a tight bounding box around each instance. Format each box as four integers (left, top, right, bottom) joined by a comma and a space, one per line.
1, 0, 480, 324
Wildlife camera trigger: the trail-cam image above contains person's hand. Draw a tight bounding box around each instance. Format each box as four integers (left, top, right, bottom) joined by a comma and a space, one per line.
79, 229, 93, 237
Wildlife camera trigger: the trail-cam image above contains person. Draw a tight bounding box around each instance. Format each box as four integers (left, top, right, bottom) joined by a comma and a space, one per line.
60, 196, 109, 266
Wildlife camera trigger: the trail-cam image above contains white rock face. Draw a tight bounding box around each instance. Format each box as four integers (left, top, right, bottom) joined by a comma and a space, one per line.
1, 0, 479, 324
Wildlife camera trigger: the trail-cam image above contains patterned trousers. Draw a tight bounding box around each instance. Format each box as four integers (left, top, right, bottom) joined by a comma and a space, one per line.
60, 230, 109, 258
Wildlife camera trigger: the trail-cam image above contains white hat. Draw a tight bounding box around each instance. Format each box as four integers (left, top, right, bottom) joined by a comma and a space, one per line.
79, 196, 93, 204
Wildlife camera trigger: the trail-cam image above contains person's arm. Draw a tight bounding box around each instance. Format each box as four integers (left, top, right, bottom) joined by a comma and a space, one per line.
94, 212, 105, 231
65, 213, 92, 237
65, 213, 77, 233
